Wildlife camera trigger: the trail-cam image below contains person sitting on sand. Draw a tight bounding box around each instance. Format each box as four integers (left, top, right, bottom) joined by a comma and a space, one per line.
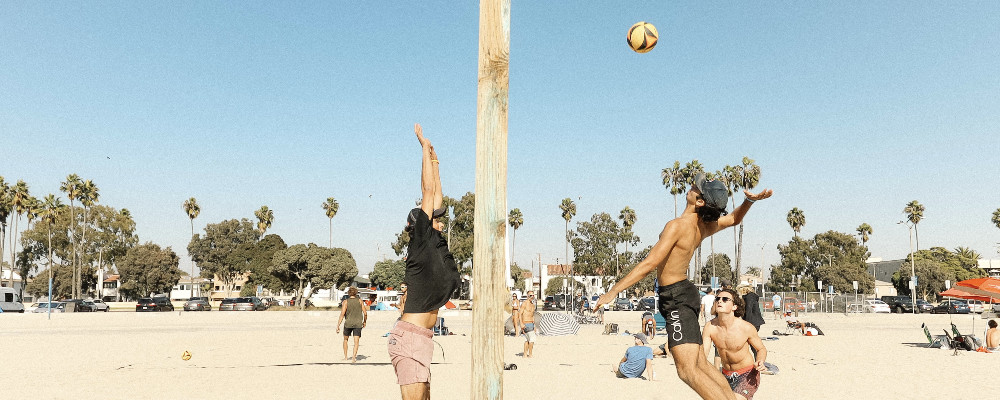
784, 312, 805, 334
703, 288, 768, 400
614, 333, 654, 379
986, 320, 999, 351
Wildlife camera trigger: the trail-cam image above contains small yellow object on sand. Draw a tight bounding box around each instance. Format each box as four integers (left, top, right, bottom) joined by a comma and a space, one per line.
182, 351, 192, 361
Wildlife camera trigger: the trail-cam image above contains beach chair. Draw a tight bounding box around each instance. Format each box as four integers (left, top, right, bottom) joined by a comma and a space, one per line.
942, 330, 963, 355
952, 323, 983, 349
922, 323, 943, 348
653, 312, 667, 332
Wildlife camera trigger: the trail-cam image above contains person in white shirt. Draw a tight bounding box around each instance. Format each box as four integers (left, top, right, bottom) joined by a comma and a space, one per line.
701, 288, 716, 322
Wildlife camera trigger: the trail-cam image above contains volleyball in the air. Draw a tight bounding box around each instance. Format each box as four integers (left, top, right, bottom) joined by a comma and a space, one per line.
627, 21, 658, 53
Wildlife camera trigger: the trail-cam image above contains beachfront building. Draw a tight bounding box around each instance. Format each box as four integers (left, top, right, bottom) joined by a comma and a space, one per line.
980, 259, 1000, 278
0, 268, 25, 294
101, 275, 121, 302
169, 274, 211, 301
208, 272, 249, 301
867, 258, 903, 297
541, 263, 607, 298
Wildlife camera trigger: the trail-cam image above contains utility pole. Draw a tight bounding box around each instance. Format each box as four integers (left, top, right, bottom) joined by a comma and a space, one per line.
471, 0, 510, 398
899, 220, 917, 314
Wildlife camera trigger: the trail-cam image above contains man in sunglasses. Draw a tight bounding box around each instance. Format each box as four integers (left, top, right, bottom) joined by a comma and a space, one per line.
703, 288, 768, 400
595, 172, 772, 399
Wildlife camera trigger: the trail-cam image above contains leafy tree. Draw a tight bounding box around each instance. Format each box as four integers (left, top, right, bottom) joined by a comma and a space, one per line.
270, 243, 358, 310
322, 197, 339, 247
993, 208, 1000, 230
767, 231, 873, 294
903, 200, 925, 251
59, 174, 83, 298
232, 234, 289, 296
570, 212, 620, 288
856, 223, 873, 246
188, 219, 260, 297
546, 277, 568, 296
661, 161, 685, 218
117, 242, 183, 299
255, 206, 274, 235
892, 247, 985, 300
700, 253, 734, 285
618, 207, 638, 256
369, 258, 405, 290
77, 180, 99, 296
614, 245, 656, 298
508, 208, 523, 265
390, 193, 475, 276
786, 208, 805, 238
559, 197, 576, 283
26, 263, 76, 300
509, 263, 527, 292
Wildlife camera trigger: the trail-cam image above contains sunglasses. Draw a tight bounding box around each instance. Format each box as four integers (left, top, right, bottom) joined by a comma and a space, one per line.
715, 297, 733, 303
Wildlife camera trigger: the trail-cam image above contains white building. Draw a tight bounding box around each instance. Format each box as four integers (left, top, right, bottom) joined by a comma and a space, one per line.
170, 275, 211, 301
0, 268, 25, 299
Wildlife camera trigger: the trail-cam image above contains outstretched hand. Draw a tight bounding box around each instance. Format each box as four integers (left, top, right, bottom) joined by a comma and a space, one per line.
415, 123, 431, 147
593, 293, 615, 312
744, 189, 773, 202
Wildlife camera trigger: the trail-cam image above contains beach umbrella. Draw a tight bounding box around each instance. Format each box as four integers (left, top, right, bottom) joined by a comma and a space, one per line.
536, 312, 579, 336
939, 287, 1000, 303
955, 277, 1000, 294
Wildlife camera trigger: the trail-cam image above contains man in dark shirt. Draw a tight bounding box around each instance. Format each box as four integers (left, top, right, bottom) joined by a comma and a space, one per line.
387, 123, 460, 400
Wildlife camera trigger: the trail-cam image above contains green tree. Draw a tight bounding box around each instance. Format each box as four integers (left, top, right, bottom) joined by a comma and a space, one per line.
992, 208, 1000, 230
661, 161, 685, 218
183, 197, 201, 298
26, 263, 75, 300
232, 234, 289, 296
786, 207, 805, 238
0, 178, 10, 285
682, 160, 705, 275
37, 195, 64, 299
570, 212, 620, 290
767, 231, 873, 293
510, 263, 528, 292
546, 277, 568, 296
117, 242, 182, 299
270, 243, 358, 310
7, 180, 30, 289
15, 195, 41, 297
322, 197, 339, 248
508, 208, 523, 265
255, 206, 274, 235
559, 197, 576, 270
614, 245, 656, 298
856, 223, 873, 246
188, 219, 260, 298
903, 200, 925, 251
76, 179, 99, 296
734, 157, 760, 278
700, 253, 734, 285
369, 258, 406, 290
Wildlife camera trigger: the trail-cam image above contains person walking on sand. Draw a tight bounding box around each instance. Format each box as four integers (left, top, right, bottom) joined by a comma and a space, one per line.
521, 290, 538, 357
387, 123, 460, 400
510, 292, 522, 336
337, 287, 368, 363
702, 288, 768, 400
771, 293, 782, 320
595, 172, 772, 399
701, 288, 716, 323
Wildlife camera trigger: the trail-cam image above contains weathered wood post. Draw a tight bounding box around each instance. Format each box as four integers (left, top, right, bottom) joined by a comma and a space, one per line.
471, 0, 509, 399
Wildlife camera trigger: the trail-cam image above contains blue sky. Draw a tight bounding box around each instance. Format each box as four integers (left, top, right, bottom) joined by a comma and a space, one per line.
3, 2, 999, 278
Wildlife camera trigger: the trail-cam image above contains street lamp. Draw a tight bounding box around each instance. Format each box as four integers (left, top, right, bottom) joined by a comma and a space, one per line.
821, 255, 835, 313
898, 220, 917, 314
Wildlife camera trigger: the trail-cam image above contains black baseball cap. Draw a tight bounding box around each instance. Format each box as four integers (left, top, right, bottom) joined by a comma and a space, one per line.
406, 207, 448, 230
694, 173, 729, 212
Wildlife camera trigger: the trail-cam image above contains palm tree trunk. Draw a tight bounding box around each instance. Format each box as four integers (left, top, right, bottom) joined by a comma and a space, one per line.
737, 223, 745, 282
329, 218, 333, 248
914, 225, 919, 252
79, 207, 89, 298
68, 200, 77, 299
9, 215, 19, 289
190, 219, 195, 299
672, 194, 678, 218
0, 225, 6, 289
48, 227, 53, 300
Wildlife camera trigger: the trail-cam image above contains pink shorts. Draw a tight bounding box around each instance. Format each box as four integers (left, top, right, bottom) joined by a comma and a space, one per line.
387, 320, 434, 385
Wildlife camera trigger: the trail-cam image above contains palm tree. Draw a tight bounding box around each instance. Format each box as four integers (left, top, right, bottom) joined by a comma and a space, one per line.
508, 208, 523, 265
661, 161, 685, 217
682, 160, 705, 277
787, 208, 805, 237
559, 198, 576, 297
735, 157, 760, 280
722, 165, 741, 279
59, 174, 82, 298
255, 206, 274, 235
954, 246, 981, 263
903, 200, 925, 251
0, 177, 10, 288
41, 195, 64, 302
77, 180, 99, 297
322, 197, 339, 248
993, 208, 1000, 231
856, 223, 873, 246
183, 197, 201, 298
8, 180, 30, 289
618, 206, 636, 278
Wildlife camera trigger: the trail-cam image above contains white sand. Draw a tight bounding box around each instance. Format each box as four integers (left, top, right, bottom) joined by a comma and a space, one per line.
3, 309, 994, 399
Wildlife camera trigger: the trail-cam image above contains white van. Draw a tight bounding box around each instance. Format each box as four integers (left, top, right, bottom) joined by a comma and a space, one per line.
0, 287, 26, 313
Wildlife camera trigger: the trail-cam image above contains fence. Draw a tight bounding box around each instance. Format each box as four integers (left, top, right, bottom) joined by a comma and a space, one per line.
761, 291, 874, 315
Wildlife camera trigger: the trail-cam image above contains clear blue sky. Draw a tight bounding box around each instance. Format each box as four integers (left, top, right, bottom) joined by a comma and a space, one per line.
3, 2, 999, 277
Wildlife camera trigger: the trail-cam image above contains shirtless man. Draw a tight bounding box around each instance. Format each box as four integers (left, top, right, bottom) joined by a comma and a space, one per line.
387, 124, 460, 400
986, 320, 999, 351
595, 172, 772, 399
703, 288, 768, 400
521, 291, 538, 357
390, 284, 408, 316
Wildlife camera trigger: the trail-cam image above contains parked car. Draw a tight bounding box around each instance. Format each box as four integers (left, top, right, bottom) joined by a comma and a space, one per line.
880, 296, 914, 314
931, 299, 970, 314
62, 299, 95, 312
260, 297, 276, 309
136, 297, 174, 312
232, 297, 266, 311
183, 297, 212, 311
543, 295, 566, 311
863, 299, 891, 313
637, 297, 656, 312
915, 299, 933, 313
31, 302, 65, 313
613, 297, 633, 311
218, 298, 237, 311
962, 299, 985, 313
88, 299, 110, 312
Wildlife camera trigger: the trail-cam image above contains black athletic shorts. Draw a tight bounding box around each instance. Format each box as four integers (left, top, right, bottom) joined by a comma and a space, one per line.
658, 280, 702, 349
343, 327, 362, 337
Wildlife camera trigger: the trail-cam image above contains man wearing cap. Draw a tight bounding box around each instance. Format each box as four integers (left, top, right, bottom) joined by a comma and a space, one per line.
614, 333, 655, 379
387, 124, 460, 400
596, 172, 772, 399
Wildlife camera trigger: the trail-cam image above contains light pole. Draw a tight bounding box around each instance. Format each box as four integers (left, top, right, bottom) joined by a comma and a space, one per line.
898, 220, 917, 314
822, 255, 835, 313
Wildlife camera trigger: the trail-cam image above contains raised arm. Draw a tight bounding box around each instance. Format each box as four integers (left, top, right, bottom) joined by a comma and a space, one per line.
429, 145, 443, 211
714, 189, 774, 232
415, 123, 436, 218
594, 222, 679, 310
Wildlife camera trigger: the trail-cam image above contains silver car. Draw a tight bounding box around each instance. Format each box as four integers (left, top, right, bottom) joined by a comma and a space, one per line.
184, 297, 212, 311
89, 299, 110, 312
31, 302, 65, 313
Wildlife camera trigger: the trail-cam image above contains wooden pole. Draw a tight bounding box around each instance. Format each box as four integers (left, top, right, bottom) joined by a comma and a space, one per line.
472, 0, 509, 398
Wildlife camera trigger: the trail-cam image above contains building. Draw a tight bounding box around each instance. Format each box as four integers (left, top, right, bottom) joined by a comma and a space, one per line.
0, 268, 24, 294
980, 259, 1000, 278
208, 272, 249, 301
540, 264, 607, 297
170, 275, 211, 301
867, 259, 906, 297
101, 275, 121, 302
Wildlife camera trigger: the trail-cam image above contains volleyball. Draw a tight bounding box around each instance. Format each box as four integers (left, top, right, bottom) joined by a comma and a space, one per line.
627, 21, 658, 53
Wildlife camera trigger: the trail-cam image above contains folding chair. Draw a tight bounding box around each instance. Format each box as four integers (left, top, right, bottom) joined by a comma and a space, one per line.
942, 330, 967, 355
952, 323, 983, 349
922, 323, 942, 348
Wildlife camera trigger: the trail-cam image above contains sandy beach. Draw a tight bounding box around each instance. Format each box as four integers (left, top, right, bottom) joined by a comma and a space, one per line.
3, 309, 994, 399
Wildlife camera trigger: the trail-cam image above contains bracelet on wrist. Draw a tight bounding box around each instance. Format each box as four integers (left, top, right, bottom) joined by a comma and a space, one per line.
746, 198, 756, 203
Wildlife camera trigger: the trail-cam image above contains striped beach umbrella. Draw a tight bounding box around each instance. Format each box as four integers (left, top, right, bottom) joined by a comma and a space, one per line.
537, 312, 579, 336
